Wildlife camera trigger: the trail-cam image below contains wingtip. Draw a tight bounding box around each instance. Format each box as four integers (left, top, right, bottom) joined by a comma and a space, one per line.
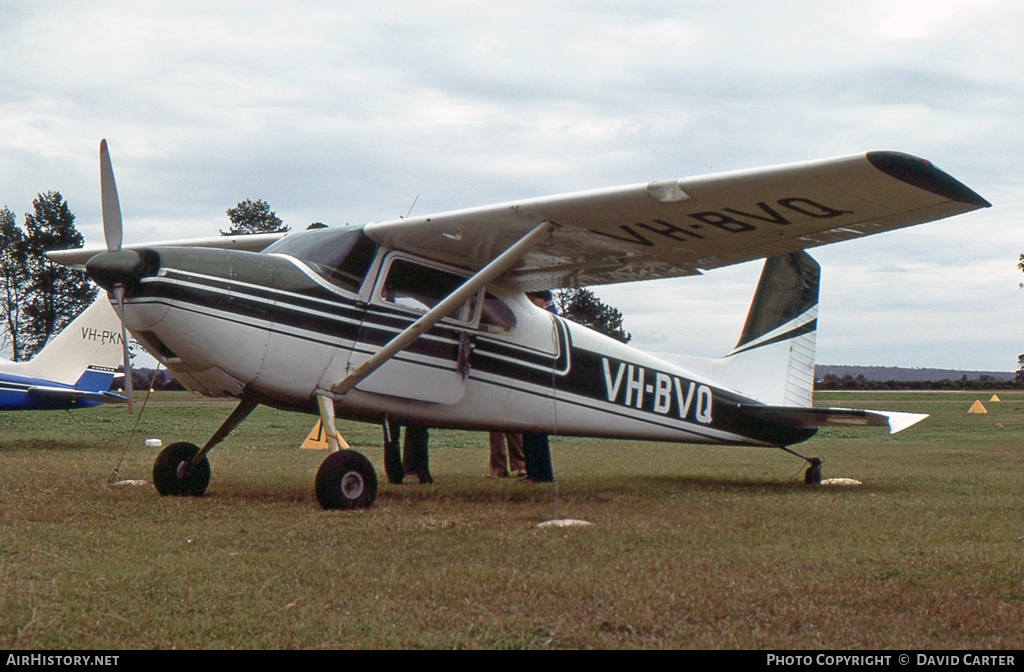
866, 151, 990, 209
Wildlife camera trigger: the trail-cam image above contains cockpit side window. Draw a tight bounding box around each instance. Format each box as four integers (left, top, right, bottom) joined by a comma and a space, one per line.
263, 227, 378, 294
379, 257, 476, 322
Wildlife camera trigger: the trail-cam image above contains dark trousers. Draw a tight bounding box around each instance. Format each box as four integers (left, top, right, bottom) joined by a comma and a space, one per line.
383, 422, 432, 484
522, 433, 553, 482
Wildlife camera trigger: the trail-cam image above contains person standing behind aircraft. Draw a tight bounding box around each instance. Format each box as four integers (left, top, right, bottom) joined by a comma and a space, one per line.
383, 422, 433, 484
402, 425, 432, 484
488, 432, 526, 478
522, 290, 556, 482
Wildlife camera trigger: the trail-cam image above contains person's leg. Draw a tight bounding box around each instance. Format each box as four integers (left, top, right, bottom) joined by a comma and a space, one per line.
489, 432, 510, 477
405, 425, 432, 484
383, 420, 403, 484
523, 433, 552, 482
507, 433, 526, 477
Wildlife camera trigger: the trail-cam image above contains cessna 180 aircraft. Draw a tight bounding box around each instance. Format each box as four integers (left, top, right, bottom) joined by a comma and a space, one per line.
0, 294, 126, 410
48, 141, 989, 509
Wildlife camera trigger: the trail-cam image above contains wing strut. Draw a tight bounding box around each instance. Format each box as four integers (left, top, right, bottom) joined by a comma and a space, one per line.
330, 220, 556, 397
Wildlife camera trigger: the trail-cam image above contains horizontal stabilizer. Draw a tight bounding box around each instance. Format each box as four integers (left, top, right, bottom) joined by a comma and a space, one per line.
733, 405, 928, 435
28, 385, 127, 404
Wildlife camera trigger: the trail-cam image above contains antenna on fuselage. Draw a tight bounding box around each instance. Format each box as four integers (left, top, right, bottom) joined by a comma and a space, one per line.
402, 194, 420, 219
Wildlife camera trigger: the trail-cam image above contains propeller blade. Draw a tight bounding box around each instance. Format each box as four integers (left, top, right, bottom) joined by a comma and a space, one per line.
99, 139, 123, 252
113, 286, 134, 413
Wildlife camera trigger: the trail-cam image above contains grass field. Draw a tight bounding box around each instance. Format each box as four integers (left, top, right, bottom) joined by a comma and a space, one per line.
2, 390, 1023, 649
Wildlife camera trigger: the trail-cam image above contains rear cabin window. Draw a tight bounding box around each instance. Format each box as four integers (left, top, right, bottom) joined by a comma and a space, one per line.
263, 226, 378, 294
480, 292, 516, 334
380, 258, 476, 322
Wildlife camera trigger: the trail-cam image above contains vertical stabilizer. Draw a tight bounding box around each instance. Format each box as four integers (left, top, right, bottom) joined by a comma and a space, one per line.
724, 251, 819, 407
16, 294, 125, 388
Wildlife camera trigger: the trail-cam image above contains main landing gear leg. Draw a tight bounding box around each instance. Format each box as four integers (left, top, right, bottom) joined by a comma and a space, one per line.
312, 393, 378, 510
152, 396, 260, 497
778, 445, 824, 485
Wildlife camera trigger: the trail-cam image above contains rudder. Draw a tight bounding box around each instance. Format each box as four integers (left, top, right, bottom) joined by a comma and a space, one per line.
720, 251, 820, 407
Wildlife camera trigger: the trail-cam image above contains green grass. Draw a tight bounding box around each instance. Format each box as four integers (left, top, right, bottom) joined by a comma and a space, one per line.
2, 391, 1024, 648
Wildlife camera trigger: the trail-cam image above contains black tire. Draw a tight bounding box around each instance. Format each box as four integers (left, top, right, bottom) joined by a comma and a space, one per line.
315, 450, 378, 510
804, 457, 823, 485
153, 442, 211, 497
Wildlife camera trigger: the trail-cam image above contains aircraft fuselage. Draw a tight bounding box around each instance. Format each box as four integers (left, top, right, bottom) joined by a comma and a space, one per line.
107, 239, 813, 449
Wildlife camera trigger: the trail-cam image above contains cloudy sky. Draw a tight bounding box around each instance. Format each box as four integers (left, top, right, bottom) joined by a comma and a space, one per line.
1, 1, 1020, 370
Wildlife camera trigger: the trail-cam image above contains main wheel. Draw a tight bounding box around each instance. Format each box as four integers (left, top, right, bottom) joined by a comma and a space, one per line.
315, 450, 378, 510
153, 442, 211, 497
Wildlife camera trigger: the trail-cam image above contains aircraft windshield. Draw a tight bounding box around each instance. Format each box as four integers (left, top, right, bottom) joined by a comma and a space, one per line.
264, 227, 378, 294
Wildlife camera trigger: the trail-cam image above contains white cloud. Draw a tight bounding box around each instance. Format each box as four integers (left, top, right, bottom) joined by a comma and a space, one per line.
0, 1, 1020, 370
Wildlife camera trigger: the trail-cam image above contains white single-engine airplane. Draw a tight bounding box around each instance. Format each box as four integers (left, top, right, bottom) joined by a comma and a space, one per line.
49, 141, 989, 509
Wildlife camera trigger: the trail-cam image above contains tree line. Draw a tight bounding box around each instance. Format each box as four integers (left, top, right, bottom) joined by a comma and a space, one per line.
816, 373, 1022, 391
0, 193, 96, 361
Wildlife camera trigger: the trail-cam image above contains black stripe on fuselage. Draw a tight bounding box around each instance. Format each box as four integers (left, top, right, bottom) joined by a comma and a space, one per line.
137, 266, 792, 445
142, 270, 567, 374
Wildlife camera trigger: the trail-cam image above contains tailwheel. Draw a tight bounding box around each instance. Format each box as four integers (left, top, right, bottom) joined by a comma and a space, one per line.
804, 457, 823, 485
315, 450, 378, 510
779, 445, 824, 486
153, 442, 211, 497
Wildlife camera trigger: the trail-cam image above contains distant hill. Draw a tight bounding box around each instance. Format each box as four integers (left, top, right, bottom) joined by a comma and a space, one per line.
815, 365, 1016, 382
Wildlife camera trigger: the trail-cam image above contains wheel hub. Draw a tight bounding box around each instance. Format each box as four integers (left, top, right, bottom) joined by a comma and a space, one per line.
341, 471, 364, 499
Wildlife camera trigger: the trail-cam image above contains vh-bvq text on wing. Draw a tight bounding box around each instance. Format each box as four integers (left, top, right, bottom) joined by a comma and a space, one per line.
363, 151, 989, 290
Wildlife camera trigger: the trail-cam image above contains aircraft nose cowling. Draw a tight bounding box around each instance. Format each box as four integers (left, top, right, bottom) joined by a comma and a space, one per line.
85, 249, 158, 292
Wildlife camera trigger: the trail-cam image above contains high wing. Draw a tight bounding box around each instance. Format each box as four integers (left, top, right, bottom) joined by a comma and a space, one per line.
364, 151, 990, 289
46, 151, 988, 288
46, 232, 285, 270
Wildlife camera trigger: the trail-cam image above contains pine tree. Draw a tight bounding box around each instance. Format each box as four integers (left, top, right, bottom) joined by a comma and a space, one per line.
0, 206, 29, 361
222, 198, 290, 235
21, 192, 97, 359
554, 287, 631, 343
